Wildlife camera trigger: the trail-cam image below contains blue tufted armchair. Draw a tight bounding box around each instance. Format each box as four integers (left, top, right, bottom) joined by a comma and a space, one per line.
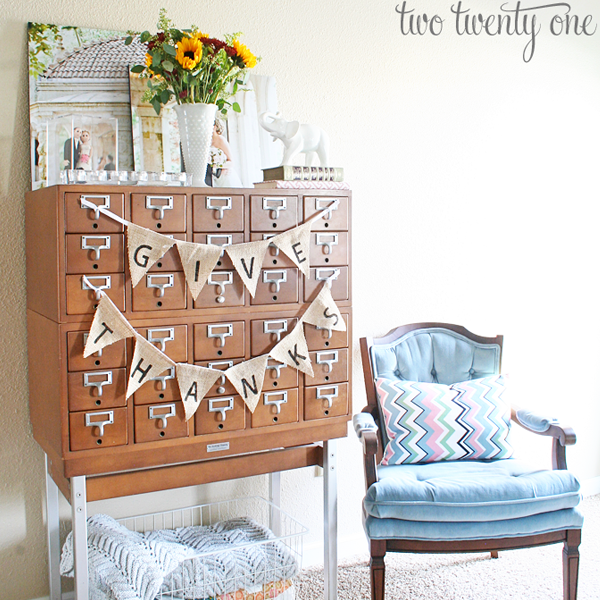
354, 323, 583, 600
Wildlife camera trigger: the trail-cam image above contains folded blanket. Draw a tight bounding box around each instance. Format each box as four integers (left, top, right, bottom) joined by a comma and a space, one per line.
60, 514, 299, 600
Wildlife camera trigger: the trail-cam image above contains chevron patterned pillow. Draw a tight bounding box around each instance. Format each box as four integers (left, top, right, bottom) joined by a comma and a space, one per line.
375, 375, 513, 465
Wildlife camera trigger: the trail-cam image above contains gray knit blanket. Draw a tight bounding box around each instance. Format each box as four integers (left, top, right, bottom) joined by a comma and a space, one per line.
60, 513, 299, 600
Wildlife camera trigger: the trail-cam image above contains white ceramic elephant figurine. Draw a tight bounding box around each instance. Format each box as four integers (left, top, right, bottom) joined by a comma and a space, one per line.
259, 111, 329, 167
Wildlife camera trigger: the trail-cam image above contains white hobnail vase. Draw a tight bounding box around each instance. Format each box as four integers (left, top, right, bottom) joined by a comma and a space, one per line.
174, 103, 218, 186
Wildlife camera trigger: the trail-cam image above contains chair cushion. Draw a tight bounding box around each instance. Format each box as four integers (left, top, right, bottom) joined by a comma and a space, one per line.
364, 458, 581, 522
376, 375, 513, 465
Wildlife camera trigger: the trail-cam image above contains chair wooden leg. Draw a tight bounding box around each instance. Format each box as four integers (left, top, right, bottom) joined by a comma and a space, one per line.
563, 529, 581, 600
370, 540, 386, 600
490, 551, 499, 559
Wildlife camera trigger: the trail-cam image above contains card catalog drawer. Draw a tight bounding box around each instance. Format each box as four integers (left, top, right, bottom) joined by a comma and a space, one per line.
149, 233, 185, 272
192, 233, 244, 269
131, 272, 187, 311
251, 317, 299, 355
309, 232, 349, 267
305, 314, 349, 351
193, 270, 245, 308
135, 325, 187, 362
65, 192, 124, 233
195, 395, 246, 435
196, 359, 242, 396
263, 359, 298, 391
304, 267, 349, 303
66, 274, 125, 315
134, 401, 189, 443
304, 348, 348, 386
67, 332, 126, 372
304, 382, 349, 420
193, 194, 244, 232
249, 233, 295, 268
250, 195, 298, 232
250, 268, 299, 305
303, 196, 349, 231
69, 408, 127, 450
131, 193, 186, 232
66, 233, 124, 274
251, 388, 299, 428
133, 366, 180, 405
194, 321, 245, 360
67, 368, 127, 412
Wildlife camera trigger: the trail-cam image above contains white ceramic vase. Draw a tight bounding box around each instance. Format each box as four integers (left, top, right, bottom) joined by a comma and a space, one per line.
174, 103, 218, 186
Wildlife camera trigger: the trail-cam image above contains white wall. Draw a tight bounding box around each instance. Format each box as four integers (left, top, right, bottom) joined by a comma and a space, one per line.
1, 1, 599, 598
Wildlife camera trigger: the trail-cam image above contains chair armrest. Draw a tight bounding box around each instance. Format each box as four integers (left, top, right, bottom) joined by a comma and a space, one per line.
511, 407, 576, 470
352, 411, 380, 489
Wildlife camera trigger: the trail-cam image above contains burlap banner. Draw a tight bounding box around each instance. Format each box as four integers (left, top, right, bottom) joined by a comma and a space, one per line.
271, 219, 313, 278
175, 240, 223, 300
224, 354, 270, 412
225, 239, 271, 297
126, 334, 176, 399
127, 223, 176, 287
83, 293, 136, 358
300, 284, 346, 332
175, 363, 222, 420
270, 320, 314, 377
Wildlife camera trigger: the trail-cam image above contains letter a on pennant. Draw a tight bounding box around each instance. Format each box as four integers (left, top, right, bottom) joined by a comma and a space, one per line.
83, 294, 136, 357
175, 240, 222, 300
224, 354, 270, 412
127, 223, 176, 287
270, 321, 314, 377
175, 363, 222, 420
271, 220, 313, 277
301, 283, 346, 332
225, 239, 271, 297
126, 334, 176, 399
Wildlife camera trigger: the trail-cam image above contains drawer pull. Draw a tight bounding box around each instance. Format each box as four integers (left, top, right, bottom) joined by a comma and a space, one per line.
316, 350, 339, 373
80, 195, 110, 220
206, 234, 233, 257
149, 366, 176, 391
146, 273, 174, 298
315, 198, 338, 220
83, 371, 113, 397
206, 196, 232, 220
208, 271, 233, 297
262, 197, 287, 220
208, 397, 234, 421
317, 385, 339, 408
316, 233, 338, 255
83, 333, 102, 357
316, 324, 333, 340
315, 268, 340, 283
145, 195, 173, 220
207, 323, 233, 347
208, 360, 234, 388
149, 403, 176, 429
262, 233, 280, 256
81, 235, 111, 260
85, 410, 114, 437
82, 275, 112, 300
263, 270, 287, 293
264, 390, 288, 414
263, 319, 288, 342
266, 359, 286, 380
147, 327, 175, 352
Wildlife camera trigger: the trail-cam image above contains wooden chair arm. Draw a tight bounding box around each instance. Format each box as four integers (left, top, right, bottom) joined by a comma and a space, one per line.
354, 408, 380, 490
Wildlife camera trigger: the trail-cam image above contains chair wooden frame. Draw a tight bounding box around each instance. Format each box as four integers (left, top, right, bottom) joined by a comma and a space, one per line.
358, 323, 581, 600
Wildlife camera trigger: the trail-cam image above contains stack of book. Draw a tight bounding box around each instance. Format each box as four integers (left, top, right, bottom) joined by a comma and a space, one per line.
254, 165, 349, 190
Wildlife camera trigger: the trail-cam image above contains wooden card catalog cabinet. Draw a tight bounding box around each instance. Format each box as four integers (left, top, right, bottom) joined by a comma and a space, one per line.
25, 185, 352, 488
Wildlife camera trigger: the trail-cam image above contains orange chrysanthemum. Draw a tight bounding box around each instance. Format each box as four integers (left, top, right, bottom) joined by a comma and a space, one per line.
232, 39, 257, 68
176, 35, 203, 70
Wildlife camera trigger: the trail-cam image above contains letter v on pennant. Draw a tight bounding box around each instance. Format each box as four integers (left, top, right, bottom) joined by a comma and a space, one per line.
175, 240, 222, 300
269, 321, 314, 377
225, 239, 271, 297
271, 220, 313, 277
127, 223, 176, 287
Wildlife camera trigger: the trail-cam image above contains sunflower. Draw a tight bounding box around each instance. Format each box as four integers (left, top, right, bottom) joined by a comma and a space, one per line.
232, 40, 257, 68
176, 35, 203, 70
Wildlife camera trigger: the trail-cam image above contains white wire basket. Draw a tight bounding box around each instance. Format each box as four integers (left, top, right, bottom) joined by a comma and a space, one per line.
114, 496, 308, 600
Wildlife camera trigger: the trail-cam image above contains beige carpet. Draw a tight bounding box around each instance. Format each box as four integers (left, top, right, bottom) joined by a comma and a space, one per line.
295, 495, 600, 599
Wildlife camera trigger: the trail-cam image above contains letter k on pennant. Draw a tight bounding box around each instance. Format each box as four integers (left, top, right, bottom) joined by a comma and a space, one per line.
270, 320, 314, 377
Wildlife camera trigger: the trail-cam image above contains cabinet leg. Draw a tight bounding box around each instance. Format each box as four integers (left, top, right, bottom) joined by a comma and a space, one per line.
324, 440, 338, 600
71, 476, 88, 600
45, 455, 61, 600
269, 471, 282, 536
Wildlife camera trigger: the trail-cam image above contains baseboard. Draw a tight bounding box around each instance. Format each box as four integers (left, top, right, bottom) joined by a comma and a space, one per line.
581, 476, 600, 497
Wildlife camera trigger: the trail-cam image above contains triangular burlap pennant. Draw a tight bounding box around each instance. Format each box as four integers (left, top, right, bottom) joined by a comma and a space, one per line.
270, 321, 314, 377
225, 239, 271, 297
175, 240, 223, 300
126, 334, 176, 399
300, 283, 346, 332
127, 223, 176, 287
271, 220, 313, 277
175, 363, 222, 420
224, 354, 270, 413
83, 293, 136, 357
